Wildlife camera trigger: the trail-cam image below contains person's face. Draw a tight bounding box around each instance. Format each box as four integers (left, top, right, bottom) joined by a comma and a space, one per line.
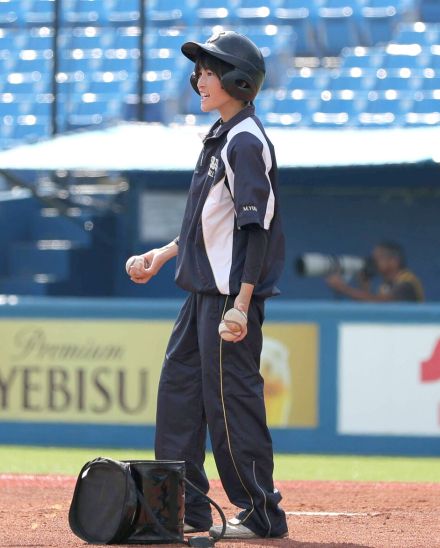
373, 247, 398, 277
196, 67, 235, 113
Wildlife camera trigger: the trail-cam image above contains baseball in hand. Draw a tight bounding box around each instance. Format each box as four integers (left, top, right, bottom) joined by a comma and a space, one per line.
125, 255, 139, 275
219, 308, 248, 341
218, 320, 240, 341
224, 307, 247, 332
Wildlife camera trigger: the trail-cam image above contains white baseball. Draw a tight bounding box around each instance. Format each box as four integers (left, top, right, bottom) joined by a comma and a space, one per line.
125, 255, 139, 274
223, 308, 247, 333
218, 320, 240, 342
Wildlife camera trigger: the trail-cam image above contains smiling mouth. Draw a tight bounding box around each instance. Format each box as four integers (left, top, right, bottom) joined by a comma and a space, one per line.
201, 93, 210, 98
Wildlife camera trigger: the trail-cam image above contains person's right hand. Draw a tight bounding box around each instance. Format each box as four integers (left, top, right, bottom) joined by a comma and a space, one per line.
128, 249, 164, 284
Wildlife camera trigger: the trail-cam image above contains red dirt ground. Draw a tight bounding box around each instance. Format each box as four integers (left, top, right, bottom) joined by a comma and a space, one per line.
0, 475, 439, 548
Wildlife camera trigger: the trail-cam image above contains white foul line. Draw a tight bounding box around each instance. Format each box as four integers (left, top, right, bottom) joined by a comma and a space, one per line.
287, 511, 382, 517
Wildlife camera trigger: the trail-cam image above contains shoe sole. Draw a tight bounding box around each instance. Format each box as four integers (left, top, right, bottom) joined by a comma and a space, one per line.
184, 527, 211, 534
210, 530, 289, 540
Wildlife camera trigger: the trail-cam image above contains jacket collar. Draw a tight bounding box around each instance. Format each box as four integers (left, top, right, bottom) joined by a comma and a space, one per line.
204, 103, 255, 142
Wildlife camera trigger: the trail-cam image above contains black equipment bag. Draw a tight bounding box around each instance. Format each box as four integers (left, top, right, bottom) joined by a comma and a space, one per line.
69, 458, 185, 544
69, 457, 226, 546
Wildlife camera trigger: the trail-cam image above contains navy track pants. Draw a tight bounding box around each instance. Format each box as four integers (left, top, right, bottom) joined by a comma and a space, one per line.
154, 292, 287, 538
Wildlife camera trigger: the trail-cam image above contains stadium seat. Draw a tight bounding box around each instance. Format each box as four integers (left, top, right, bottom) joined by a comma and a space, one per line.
420, 0, 440, 23
341, 48, 384, 75
0, 0, 23, 25
237, 25, 294, 87
327, 71, 374, 92
312, 94, 362, 126
421, 76, 440, 90
361, 6, 400, 47
146, 28, 192, 51
23, 27, 54, 51
323, 0, 362, 10
66, 97, 121, 127
148, 0, 196, 26
393, 22, 437, 46
61, 0, 104, 24
265, 91, 318, 126
373, 74, 418, 93
253, 88, 275, 115
106, 0, 140, 23
382, 45, 427, 75
196, 0, 232, 24
317, 6, 361, 56
284, 68, 329, 99
234, 0, 272, 23
406, 95, 440, 125
428, 48, 440, 70
374, 76, 421, 98
358, 95, 409, 125
273, 0, 321, 56
25, 0, 55, 24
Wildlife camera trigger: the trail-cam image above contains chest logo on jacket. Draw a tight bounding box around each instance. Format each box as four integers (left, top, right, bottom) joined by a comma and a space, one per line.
208, 156, 219, 178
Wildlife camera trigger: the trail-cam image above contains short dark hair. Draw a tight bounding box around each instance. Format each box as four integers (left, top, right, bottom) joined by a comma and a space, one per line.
194, 50, 234, 80
376, 241, 406, 268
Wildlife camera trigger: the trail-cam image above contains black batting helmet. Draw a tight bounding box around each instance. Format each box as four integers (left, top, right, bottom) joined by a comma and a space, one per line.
181, 30, 266, 102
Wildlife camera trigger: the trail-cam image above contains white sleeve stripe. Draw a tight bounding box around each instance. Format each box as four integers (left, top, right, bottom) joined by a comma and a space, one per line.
221, 118, 275, 230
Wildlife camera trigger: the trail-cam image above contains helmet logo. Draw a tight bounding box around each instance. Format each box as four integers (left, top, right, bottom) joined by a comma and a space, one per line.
207, 31, 226, 43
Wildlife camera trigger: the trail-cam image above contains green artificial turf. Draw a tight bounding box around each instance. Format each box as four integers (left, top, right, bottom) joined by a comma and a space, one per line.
0, 446, 439, 482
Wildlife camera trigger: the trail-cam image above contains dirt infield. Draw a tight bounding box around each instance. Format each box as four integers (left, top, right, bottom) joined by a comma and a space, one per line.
0, 475, 439, 548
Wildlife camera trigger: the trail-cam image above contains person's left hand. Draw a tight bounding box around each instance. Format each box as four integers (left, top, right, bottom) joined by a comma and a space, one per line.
326, 273, 348, 292
232, 298, 249, 343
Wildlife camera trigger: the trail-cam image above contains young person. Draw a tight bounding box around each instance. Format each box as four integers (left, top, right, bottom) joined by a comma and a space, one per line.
127, 30, 287, 540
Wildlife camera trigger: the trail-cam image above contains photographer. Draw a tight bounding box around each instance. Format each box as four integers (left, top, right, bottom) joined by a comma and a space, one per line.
326, 242, 424, 302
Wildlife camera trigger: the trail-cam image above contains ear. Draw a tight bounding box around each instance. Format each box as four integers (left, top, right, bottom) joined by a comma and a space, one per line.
190, 72, 200, 95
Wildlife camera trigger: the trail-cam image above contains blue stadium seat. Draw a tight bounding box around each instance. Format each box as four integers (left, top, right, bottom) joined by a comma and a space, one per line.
99, 56, 138, 73
106, 0, 140, 23
196, 0, 232, 24
406, 96, 440, 125
23, 28, 54, 50
148, 0, 196, 26
317, 6, 362, 56
66, 96, 121, 127
11, 119, 50, 140
0, 0, 23, 25
312, 95, 362, 126
341, 48, 384, 71
327, 72, 373, 92
422, 77, 440, 90
146, 28, 192, 51
373, 74, 417, 92
358, 95, 408, 125
253, 88, 275, 115
238, 25, 294, 87
284, 68, 329, 99
428, 50, 440, 70
25, 0, 55, 24
1, 77, 50, 95
420, 0, 440, 23
323, 0, 362, 10
393, 23, 437, 46
264, 92, 318, 126
274, 1, 319, 56
382, 46, 427, 75
361, 6, 400, 47
61, 0, 105, 24
87, 79, 129, 96
234, 0, 272, 23
59, 27, 112, 52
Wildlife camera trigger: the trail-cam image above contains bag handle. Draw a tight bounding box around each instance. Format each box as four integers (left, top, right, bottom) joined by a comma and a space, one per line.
184, 478, 227, 547
135, 475, 227, 547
